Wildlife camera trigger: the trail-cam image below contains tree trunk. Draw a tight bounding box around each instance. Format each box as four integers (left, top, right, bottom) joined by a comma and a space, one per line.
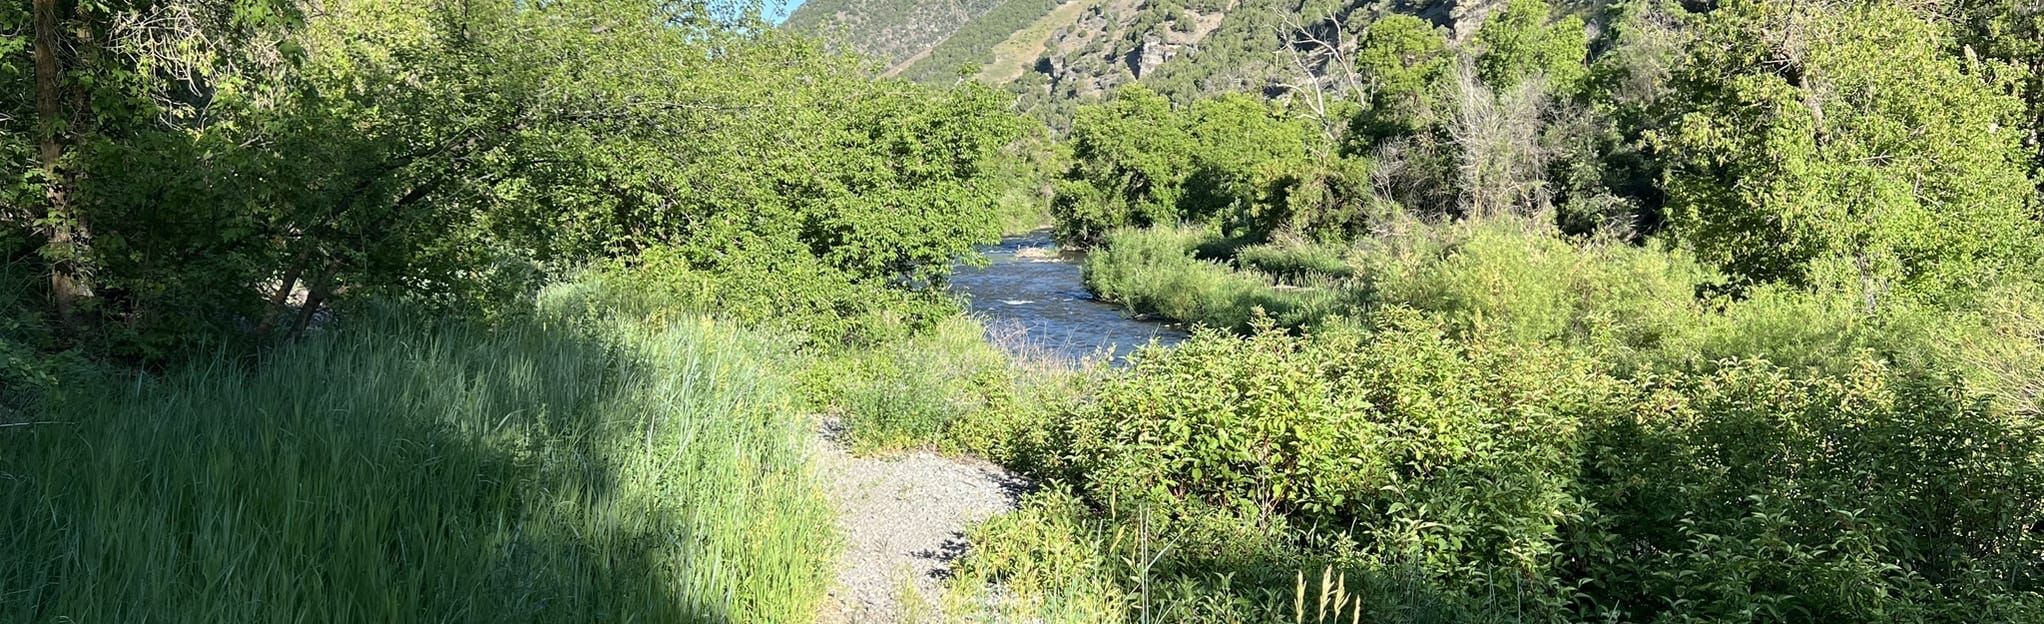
33, 0, 87, 326
288, 271, 336, 342
255, 261, 304, 338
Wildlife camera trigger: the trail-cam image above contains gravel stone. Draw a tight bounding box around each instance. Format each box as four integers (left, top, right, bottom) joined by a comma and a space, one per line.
816, 417, 1026, 623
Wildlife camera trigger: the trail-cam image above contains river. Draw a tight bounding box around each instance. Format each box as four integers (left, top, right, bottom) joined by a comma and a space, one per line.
949, 230, 1186, 365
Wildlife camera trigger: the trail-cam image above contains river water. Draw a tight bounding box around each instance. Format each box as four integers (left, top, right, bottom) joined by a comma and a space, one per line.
949, 231, 1186, 364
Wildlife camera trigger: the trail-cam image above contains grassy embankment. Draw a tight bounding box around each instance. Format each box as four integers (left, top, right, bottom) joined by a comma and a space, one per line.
0, 278, 835, 623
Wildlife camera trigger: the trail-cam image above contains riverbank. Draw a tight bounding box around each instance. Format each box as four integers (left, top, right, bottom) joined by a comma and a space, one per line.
950, 230, 1185, 364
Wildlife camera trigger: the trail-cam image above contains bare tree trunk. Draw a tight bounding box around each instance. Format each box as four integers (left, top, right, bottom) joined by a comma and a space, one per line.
33, 0, 87, 326
254, 261, 304, 338
287, 272, 334, 342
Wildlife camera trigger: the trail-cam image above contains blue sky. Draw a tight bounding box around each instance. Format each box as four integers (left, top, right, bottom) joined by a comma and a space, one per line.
767, 0, 805, 23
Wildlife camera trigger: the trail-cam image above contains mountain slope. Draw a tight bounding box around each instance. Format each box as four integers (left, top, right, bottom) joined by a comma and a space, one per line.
893, 0, 1069, 83
789, 0, 1536, 122
784, 0, 1013, 69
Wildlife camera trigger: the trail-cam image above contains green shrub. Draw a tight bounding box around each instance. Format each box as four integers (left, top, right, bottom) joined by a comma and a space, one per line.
987, 303, 2044, 621
0, 273, 91, 420
1053, 86, 1197, 246
572, 244, 959, 349
1576, 358, 2044, 622
1361, 218, 1709, 359
1053, 88, 1361, 248
1232, 238, 1354, 283
1085, 226, 1354, 332
942, 489, 1130, 622
1015, 313, 1617, 614
803, 314, 1086, 454
1663, 0, 2040, 303
1473, 0, 1590, 94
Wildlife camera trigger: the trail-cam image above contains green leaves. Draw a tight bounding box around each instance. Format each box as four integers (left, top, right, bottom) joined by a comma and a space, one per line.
1054, 84, 1199, 245
1663, 0, 2041, 305
1473, 0, 1589, 95
1054, 85, 1346, 246
1581, 357, 2044, 621
0, 0, 1032, 355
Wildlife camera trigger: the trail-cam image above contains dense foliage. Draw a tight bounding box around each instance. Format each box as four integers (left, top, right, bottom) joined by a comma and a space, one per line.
1053, 85, 1350, 246
980, 314, 2044, 621
1662, 0, 2040, 303
941, 0, 2044, 621
0, 0, 1023, 360
0, 1, 1028, 621
6, 0, 2044, 621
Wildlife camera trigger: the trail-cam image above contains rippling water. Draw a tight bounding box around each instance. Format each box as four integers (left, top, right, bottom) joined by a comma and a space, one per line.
948, 231, 1186, 364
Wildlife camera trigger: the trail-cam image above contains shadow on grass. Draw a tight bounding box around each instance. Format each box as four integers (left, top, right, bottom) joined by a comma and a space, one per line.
0, 310, 828, 623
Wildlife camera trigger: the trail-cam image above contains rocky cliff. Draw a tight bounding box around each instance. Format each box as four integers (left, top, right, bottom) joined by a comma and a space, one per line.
788, 0, 1530, 117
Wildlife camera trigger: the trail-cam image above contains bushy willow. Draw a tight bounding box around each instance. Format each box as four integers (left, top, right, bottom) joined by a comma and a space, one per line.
0, 0, 1023, 357
1662, 0, 2041, 306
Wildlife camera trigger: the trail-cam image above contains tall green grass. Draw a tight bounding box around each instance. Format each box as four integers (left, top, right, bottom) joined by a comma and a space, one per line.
1084, 225, 1356, 332
805, 314, 1093, 458
0, 290, 832, 623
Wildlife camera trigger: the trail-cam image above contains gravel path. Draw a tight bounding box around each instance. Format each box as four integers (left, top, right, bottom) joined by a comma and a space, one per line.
816, 418, 1027, 623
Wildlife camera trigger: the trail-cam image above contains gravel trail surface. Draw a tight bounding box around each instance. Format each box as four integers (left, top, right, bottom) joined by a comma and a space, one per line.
817, 418, 1026, 623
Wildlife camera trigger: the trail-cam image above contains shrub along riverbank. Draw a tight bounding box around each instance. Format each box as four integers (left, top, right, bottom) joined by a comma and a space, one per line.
601, 207, 2044, 623
925, 0, 2044, 619
932, 217, 2044, 622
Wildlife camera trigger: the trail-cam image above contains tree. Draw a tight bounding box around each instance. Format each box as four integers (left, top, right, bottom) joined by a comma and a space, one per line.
1052, 85, 1196, 245
1, 0, 1032, 355
1945, 0, 2044, 193
29, 0, 83, 325
1473, 0, 1588, 95
1181, 93, 1316, 238
1662, 0, 2041, 306
1, 0, 301, 347
1348, 14, 1452, 147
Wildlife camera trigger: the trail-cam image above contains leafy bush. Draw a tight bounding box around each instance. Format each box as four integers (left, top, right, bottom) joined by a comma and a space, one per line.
809, 316, 1017, 450
942, 489, 1130, 621
988, 310, 2044, 621
797, 313, 1092, 454
1662, 0, 2041, 303
1576, 358, 2044, 622
1053, 86, 1199, 245
1012, 314, 1613, 613
5, 1, 1027, 363
1054, 86, 1366, 247
581, 244, 957, 348
1360, 218, 1709, 358
1232, 238, 1353, 283
0, 269, 99, 421
1348, 14, 1453, 147
1473, 0, 1590, 94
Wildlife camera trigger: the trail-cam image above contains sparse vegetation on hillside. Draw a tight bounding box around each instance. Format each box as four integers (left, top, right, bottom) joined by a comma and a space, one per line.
784, 0, 1010, 67
898, 0, 1066, 84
